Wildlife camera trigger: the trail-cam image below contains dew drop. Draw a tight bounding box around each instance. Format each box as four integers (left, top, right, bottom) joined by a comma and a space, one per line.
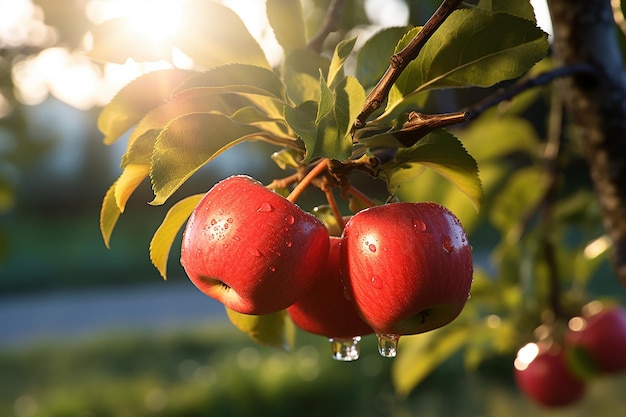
442, 236, 454, 253
285, 241, 292, 248
285, 215, 295, 225
250, 248, 262, 257
376, 334, 400, 358
370, 276, 383, 289
210, 219, 217, 226
227, 218, 234, 223
257, 202, 274, 213
234, 236, 241, 241
224, 224, 230, 230
414, 220, 426, 232
467, 292, 472, 300
268, 266, 276, 272
368, 243, 377, 253
329, 337, 361, 361
218, 209, 224, 215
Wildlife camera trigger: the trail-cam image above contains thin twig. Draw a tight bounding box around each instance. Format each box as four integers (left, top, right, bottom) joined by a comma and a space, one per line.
324, 187, 345, 230
463, 63, 595, 121
347, 184, 377, 208
307, 0, 347, 53
286, 158, 329, 203
353, 0, 464, 129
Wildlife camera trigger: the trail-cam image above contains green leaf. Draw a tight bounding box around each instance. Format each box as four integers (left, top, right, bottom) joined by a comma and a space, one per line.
150, 113, 262, 205
392, 325, 471, 397
383, 130, 483, 210
387, 9, 548, 113
225, 307, 295, 349
100, 181, 121, 249
98, 69, 196, 145
88, 17, 174, 64
114, 164, 150, 212
271, 148, 304, 170
175, 1, 269, 69
266, 0, 306, 53
489, 165, 546, 235
230, 106, 291, 139
126, 94, 254, 150
328, 36, 357, 87
286, 75, 364, 162
171, 64, 287, 101
356, 26, 410, 89
477, 0, 537, 22
150, 193, 204, 280
283, 49, 330, 104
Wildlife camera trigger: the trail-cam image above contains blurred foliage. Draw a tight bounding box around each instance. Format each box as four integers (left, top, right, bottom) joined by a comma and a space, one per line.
1, 325, 626, 417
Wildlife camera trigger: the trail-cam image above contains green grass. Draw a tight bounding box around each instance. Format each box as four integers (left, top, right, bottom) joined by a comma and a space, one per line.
2, 324, 626, 417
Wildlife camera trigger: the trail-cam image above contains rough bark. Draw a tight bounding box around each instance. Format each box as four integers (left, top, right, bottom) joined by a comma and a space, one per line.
548, 0, 626, 288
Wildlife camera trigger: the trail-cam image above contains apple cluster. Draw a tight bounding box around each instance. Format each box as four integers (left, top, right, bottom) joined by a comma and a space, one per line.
514, 305, 626, 408
180, 175, 474, 360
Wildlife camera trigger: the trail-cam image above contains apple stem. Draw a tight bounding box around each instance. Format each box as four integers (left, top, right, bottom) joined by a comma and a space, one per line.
347, 184, 377, 208
324, 187, 345, 231
286, 158, 329, 203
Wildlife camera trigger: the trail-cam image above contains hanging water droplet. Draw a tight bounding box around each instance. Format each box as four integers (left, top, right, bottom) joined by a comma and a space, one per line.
442, 236, 454, 253
257, 202, 274, 212
329, 337, 361, 361
414, 220, 426, 232
370, 276, 383, 289
368, 243, 377, 252
377, 334, 400, 358
285, 215, 295, 225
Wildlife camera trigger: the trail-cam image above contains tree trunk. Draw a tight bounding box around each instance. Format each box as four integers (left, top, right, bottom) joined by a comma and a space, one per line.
548, 0, 626, 288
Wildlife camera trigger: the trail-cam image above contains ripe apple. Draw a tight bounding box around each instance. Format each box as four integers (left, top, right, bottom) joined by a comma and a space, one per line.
180, 175, 330, 315
340, 202, 473, 336
565, 306, 626, 375
514, 343, 586, 407
287, 237, 374, 340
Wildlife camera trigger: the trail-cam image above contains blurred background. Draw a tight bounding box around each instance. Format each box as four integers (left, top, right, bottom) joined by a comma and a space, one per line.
1, 0, 625, 416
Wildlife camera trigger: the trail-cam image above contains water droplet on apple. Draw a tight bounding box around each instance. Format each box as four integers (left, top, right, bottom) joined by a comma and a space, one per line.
234, 236, 241, 241
268, 266, 276, 272
223, 223, 229, 230
376, 334, 400, 358
329, 337, 361, 361
227, 218, 234, 223
413, 220, 426, 232
442, 236, 454, 253
210, 219, 217, 226
257, 202, 274, 212
370, 276, 383, 289
250, 248, 262, 257
368, 243, 377, 252
285, 215, 295, 225
285, 241, 292, 248
467, 292, 472, 300
218, 209, 224, 215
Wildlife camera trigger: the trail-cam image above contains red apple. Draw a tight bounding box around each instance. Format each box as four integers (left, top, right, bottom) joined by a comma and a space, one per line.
340, 202, 473, 336
514, 343, 586, 407
181, 175, 330, 315
565, 306, 626, 374
287, 237, 374, 339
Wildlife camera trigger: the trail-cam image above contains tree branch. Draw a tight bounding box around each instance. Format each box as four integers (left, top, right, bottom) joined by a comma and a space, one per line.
353, 0, 464, 129
307, 0, 346, 54
548, 0, 626, 288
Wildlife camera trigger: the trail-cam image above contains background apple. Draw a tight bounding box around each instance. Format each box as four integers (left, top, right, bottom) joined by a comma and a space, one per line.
514, 342, 586, 407
181, 175, 330, 315
566, 306, 626, 375
341, 202, 473, 337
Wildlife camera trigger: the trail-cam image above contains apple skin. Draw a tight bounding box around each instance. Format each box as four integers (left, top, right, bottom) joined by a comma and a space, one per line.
340, 202, 473, 335
565, 306, 626, 374
514, 344, 586, 408
287, 237, 374, 339
180, 175, 330, 315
